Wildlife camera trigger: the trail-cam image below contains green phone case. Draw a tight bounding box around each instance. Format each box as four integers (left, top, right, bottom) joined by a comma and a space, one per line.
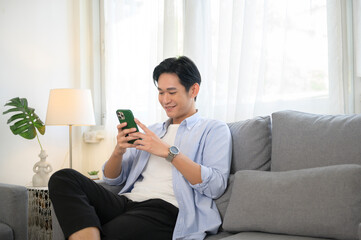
116, 109, 139, 144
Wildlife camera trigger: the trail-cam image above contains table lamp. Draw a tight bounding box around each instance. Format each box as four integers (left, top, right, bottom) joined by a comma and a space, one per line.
45, 88, 96, 168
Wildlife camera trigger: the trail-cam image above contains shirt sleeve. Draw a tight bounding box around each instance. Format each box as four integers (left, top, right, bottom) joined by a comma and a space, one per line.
102, 147, 137, 186
189, 122, 232, 199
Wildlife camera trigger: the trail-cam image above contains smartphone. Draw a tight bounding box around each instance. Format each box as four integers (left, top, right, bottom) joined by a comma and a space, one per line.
116, 109, 139, 144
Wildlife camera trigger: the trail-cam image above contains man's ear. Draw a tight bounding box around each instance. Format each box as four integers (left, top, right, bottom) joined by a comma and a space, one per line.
190, 83, 200, 99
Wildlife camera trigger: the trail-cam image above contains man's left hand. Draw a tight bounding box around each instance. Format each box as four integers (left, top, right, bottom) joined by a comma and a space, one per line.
130, 119, 170, 158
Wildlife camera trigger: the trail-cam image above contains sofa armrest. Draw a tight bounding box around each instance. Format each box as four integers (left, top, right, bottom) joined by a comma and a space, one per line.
0, 183, 28, 240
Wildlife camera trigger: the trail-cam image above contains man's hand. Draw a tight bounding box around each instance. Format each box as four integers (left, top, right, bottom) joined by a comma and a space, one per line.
131, 119, 202, 185
130, 119, 170, 158
104, 122, 138, 179
114, 122, 138, 156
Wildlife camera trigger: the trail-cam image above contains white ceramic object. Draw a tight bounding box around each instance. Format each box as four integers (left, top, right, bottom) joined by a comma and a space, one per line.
32, 150, 53, 187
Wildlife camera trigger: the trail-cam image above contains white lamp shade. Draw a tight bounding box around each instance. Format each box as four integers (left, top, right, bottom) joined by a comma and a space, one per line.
45, 89, 96, 126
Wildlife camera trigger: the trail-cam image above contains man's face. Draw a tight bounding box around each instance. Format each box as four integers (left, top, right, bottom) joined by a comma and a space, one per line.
157, 73, 198, 124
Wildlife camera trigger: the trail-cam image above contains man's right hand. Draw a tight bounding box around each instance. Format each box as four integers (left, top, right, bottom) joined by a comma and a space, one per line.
104, 122, 138, 179
114, 122, 139, 156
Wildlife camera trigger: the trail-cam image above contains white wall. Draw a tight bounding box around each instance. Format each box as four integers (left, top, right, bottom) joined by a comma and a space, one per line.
0, 0, 78, 185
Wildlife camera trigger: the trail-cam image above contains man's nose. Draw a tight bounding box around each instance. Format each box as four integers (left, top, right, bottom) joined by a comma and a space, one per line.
163, 94, 171, 103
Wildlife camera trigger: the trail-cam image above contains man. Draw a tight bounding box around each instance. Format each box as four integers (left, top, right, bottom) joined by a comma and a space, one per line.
49, 56, 232, 240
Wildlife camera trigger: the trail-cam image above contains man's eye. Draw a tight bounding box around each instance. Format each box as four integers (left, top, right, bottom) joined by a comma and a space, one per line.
169, 92, 176, 95
159, 92, 164, 95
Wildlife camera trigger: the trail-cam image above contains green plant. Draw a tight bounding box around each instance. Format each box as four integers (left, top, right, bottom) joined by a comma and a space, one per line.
88, 170, 99, 175
3, 97, 45, 150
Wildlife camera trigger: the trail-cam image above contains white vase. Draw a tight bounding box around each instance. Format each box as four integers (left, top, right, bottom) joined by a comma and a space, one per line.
32, 150, 53, 187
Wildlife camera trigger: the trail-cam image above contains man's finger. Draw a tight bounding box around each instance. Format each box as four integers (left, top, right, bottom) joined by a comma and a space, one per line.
122, 128, 138, 135
129, 132, 146, 139
121, 142, 137, 148
125, 135, 139, 143
134, 118, 151, 134
117, 122, 127, 131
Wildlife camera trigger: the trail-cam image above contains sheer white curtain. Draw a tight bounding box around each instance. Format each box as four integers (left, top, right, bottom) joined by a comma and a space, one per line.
185, 0, 352, 122
103, 0, 165, 130
103, 0, 353, 129
354, 0, 361, 77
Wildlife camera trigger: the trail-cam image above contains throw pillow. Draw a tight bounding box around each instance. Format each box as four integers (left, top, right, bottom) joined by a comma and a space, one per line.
222, 165, 361, 240
215, 174, 235, 221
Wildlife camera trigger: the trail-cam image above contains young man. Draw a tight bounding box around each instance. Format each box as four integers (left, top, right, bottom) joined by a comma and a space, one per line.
49, 56, 232, 240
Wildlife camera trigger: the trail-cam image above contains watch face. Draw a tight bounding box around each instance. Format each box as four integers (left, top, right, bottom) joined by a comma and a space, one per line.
170, 146, 179, 154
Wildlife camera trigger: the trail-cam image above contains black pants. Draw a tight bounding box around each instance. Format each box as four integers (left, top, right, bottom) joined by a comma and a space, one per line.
48, 169, 178, 240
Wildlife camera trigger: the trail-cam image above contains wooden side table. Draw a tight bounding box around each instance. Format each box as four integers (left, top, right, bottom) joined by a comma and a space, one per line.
27, 186, 52, 240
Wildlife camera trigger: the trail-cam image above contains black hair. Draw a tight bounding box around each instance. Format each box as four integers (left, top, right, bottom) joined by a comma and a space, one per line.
153, 56, 201, 95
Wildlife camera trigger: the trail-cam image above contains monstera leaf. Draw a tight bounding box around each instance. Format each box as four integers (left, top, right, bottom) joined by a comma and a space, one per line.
3, 97, 45, 140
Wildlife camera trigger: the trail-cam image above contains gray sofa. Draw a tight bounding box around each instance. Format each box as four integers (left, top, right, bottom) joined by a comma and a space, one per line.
52, 110, 361, 240
0, 183, 28, 240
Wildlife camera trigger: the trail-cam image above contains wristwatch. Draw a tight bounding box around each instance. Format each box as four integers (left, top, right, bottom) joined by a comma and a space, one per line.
166, 146, 180, 162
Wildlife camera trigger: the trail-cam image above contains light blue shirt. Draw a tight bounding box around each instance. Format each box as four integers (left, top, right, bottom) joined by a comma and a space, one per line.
102, 112, 232, 240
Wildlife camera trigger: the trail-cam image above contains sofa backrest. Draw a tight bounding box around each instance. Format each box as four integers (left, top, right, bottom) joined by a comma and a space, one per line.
227, 116, 272, 174
271, 110, 361, 171
217, 117, 272, 221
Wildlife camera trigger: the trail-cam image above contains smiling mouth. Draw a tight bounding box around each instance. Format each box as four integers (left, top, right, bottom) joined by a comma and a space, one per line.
165, 106, 176, 111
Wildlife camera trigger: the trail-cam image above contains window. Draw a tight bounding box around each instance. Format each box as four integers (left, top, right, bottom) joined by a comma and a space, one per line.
100, 0, 354, 124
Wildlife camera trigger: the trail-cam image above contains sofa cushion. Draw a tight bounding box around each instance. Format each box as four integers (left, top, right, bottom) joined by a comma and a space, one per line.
271, 110, 361, 171
204, 231, 233, 240
0, 222, 13, 240
215, 174, 235, 221
218, 232, 331, 240
222, 165, 361, 240
220, 232, 332, 240
227, 116, 271, 174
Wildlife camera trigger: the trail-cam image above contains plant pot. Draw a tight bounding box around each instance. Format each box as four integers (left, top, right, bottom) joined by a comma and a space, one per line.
89, 175, 99, 180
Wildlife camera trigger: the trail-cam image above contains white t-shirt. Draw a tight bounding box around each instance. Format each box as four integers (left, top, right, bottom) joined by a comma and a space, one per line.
122, 124, 179, 207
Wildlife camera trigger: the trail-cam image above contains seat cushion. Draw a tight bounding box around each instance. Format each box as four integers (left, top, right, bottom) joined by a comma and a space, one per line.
220, 232, 332, 240
227, 116, 271, 173
0, 222, 13, 240
222, 165, 361, 240
271, 110, 361, 171
204, 231, 233, 240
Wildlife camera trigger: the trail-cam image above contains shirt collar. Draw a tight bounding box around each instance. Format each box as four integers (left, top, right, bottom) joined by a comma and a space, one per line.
162, 110, 201, 131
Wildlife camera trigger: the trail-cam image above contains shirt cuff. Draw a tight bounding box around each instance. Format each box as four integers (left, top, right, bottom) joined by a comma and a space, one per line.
101, 162, 125, 186
189, 165, 212, 193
